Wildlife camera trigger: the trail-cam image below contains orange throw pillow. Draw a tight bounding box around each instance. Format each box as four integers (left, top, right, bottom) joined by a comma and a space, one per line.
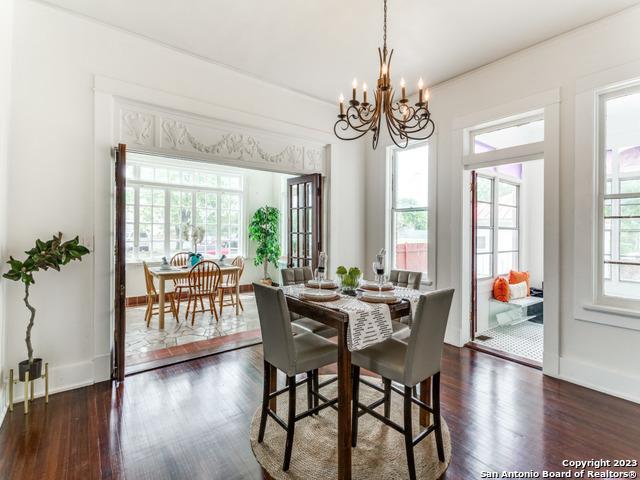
509, 270, 530, 296
492, 277, 510, 302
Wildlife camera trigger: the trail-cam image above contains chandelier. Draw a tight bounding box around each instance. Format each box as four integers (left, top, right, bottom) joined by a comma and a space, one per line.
334, 0, 435, 149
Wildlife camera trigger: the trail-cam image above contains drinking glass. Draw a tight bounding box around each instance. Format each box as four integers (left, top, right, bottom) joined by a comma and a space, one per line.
372, 250, 386, 292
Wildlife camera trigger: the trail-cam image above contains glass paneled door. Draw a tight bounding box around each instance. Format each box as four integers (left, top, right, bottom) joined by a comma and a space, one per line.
287, 174, 322, 269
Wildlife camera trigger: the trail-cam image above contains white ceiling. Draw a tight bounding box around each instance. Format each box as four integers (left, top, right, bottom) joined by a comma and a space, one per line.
42, 0, 640, 103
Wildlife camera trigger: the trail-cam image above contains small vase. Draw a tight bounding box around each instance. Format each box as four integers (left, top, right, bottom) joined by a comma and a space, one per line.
19, 358, 43, 382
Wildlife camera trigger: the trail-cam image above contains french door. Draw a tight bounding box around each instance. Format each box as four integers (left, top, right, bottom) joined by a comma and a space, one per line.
113, 144, 127, 381
286, 174, 322, 269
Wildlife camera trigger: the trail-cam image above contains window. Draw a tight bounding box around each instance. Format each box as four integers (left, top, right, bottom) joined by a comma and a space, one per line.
475, 175, 520, 278
599, 86, 640, 303
389, 143, 430, 279
125, 154, 243, 262
473, 117, 544, 153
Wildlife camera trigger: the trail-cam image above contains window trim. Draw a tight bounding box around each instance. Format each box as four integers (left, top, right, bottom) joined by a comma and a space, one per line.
386, 139, 436, 288
595, 83, 640, 310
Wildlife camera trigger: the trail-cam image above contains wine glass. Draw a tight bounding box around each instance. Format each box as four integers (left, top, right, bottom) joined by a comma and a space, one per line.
315, 251, 327, 286
372, 250, 386, 292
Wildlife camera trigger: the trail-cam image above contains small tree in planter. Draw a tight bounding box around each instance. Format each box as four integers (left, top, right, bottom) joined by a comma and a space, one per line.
248, 206, 281, 284
3, 233, 90, 381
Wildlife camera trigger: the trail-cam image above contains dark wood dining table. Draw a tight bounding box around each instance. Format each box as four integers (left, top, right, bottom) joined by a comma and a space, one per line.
274, 292, 431, 480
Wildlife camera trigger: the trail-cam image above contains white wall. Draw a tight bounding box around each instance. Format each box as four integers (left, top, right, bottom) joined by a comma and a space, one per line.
125, 167, 291, 298
0, 0, 14, 417
365, 5, 640, 402
5, 0, 365, 396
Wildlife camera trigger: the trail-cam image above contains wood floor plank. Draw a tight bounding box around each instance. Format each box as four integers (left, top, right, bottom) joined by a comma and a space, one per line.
0, 345, 638, 479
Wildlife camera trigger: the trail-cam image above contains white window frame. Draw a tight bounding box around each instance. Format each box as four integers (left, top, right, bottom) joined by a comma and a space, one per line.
385, 140, 437, 288
595, 83, 640, 310
475, 173, 521, 279
125, 158, 246, 264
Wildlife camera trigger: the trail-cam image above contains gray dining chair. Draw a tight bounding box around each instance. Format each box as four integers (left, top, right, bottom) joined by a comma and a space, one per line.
350, 288, 454, 480
389, 269, 423, 289
281, 267, 335, 338
253, 283, 338, 471
389, 269, 423, 330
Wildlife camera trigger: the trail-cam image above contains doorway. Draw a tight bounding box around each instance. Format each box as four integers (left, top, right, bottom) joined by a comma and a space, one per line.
469, 159, 544, 367
112, 147, 323, 376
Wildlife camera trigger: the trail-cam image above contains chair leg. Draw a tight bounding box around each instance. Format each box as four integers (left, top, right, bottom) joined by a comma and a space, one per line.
351, 365, 360, 448
218, 288, 223, 314
306, 371, 313, 412
283, 375, 297, 471
258, 360, 271, 443
433, 372, 445, 462
175, 289, 182, 316
191, 296, 197, 325
404, 385, 417, 480
312, 370, 319, 411
170, 293, 178, 321
383, 377, 391, 418
238, 292, 244, 311
211, 296, 220, 323
145, 297, 153, 327
184, 295, 192, 321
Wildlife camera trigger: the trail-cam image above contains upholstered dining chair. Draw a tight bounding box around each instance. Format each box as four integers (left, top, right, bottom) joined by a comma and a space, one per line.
350, 288, 454, 480
184, 260, 221, 325
142, 262, 178, 327
218, 256, 245, 314
280, 267, 335, 338
253, 282, 338, 471
170, 251, 191, 316
389, 269, 423, 290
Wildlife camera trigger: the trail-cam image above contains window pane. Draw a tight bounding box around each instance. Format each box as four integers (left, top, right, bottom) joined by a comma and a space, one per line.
476, 254, 492, 278
394, 145, 429, 208
498, 182, 517, 206
498, 229, 518, 252
477, 202, 491, 227
476, 228, 492, 254
473, 118, 544, 153
498, 252, 518, 275
393, 210, 428, 274
620, 263, 640, 284
476, 177, 492, 203
498, 206, 517, 228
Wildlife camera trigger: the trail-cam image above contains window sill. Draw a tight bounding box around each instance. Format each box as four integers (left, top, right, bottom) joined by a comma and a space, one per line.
578, 303, 640, 331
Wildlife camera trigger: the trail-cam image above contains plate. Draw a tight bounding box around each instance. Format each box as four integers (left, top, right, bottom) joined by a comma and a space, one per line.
299, 289, 341, 302
360, 281, 395, 292
306, 279, 338, 289
358, 291, 399, 304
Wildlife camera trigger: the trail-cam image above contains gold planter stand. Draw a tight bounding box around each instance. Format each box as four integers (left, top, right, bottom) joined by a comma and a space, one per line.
8, 363, 49, 414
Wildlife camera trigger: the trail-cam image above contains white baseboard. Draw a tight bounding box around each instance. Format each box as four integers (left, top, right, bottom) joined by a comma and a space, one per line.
554, 356, 640, 404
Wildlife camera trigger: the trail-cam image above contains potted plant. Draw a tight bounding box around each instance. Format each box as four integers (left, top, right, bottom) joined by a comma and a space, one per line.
248, 206, 281, 285
337, 266, 362, 295
2, 233, 90, 381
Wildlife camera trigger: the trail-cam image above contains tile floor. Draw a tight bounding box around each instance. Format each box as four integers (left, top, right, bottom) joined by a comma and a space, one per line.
474, 320, 543, 363
125, 293, 260, 365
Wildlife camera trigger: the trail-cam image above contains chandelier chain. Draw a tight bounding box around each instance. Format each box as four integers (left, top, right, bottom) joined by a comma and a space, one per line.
383, 0, 387, 52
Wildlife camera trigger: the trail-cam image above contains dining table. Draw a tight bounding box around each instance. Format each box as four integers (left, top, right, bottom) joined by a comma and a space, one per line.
149, 264, 241, 329
278, 287, 431, 480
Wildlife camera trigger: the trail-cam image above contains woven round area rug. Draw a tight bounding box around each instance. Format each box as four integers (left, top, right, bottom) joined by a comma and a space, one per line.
249, 376, 451, 479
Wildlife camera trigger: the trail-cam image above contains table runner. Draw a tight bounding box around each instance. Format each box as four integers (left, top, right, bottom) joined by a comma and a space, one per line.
392, 287, 423, 325
282, 285, 393, 351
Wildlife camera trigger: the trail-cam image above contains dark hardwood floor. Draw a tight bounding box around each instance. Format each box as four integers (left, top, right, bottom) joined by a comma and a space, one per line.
1, 345, 639, 479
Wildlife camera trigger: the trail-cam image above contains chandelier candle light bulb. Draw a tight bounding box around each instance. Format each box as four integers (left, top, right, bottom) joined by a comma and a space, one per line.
333, 0, 435, 149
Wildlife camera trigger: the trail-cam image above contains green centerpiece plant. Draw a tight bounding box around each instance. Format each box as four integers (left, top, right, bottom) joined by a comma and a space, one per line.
248, 206, 281, 284
3, 233, 90, 381
337, 266, 362, 294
